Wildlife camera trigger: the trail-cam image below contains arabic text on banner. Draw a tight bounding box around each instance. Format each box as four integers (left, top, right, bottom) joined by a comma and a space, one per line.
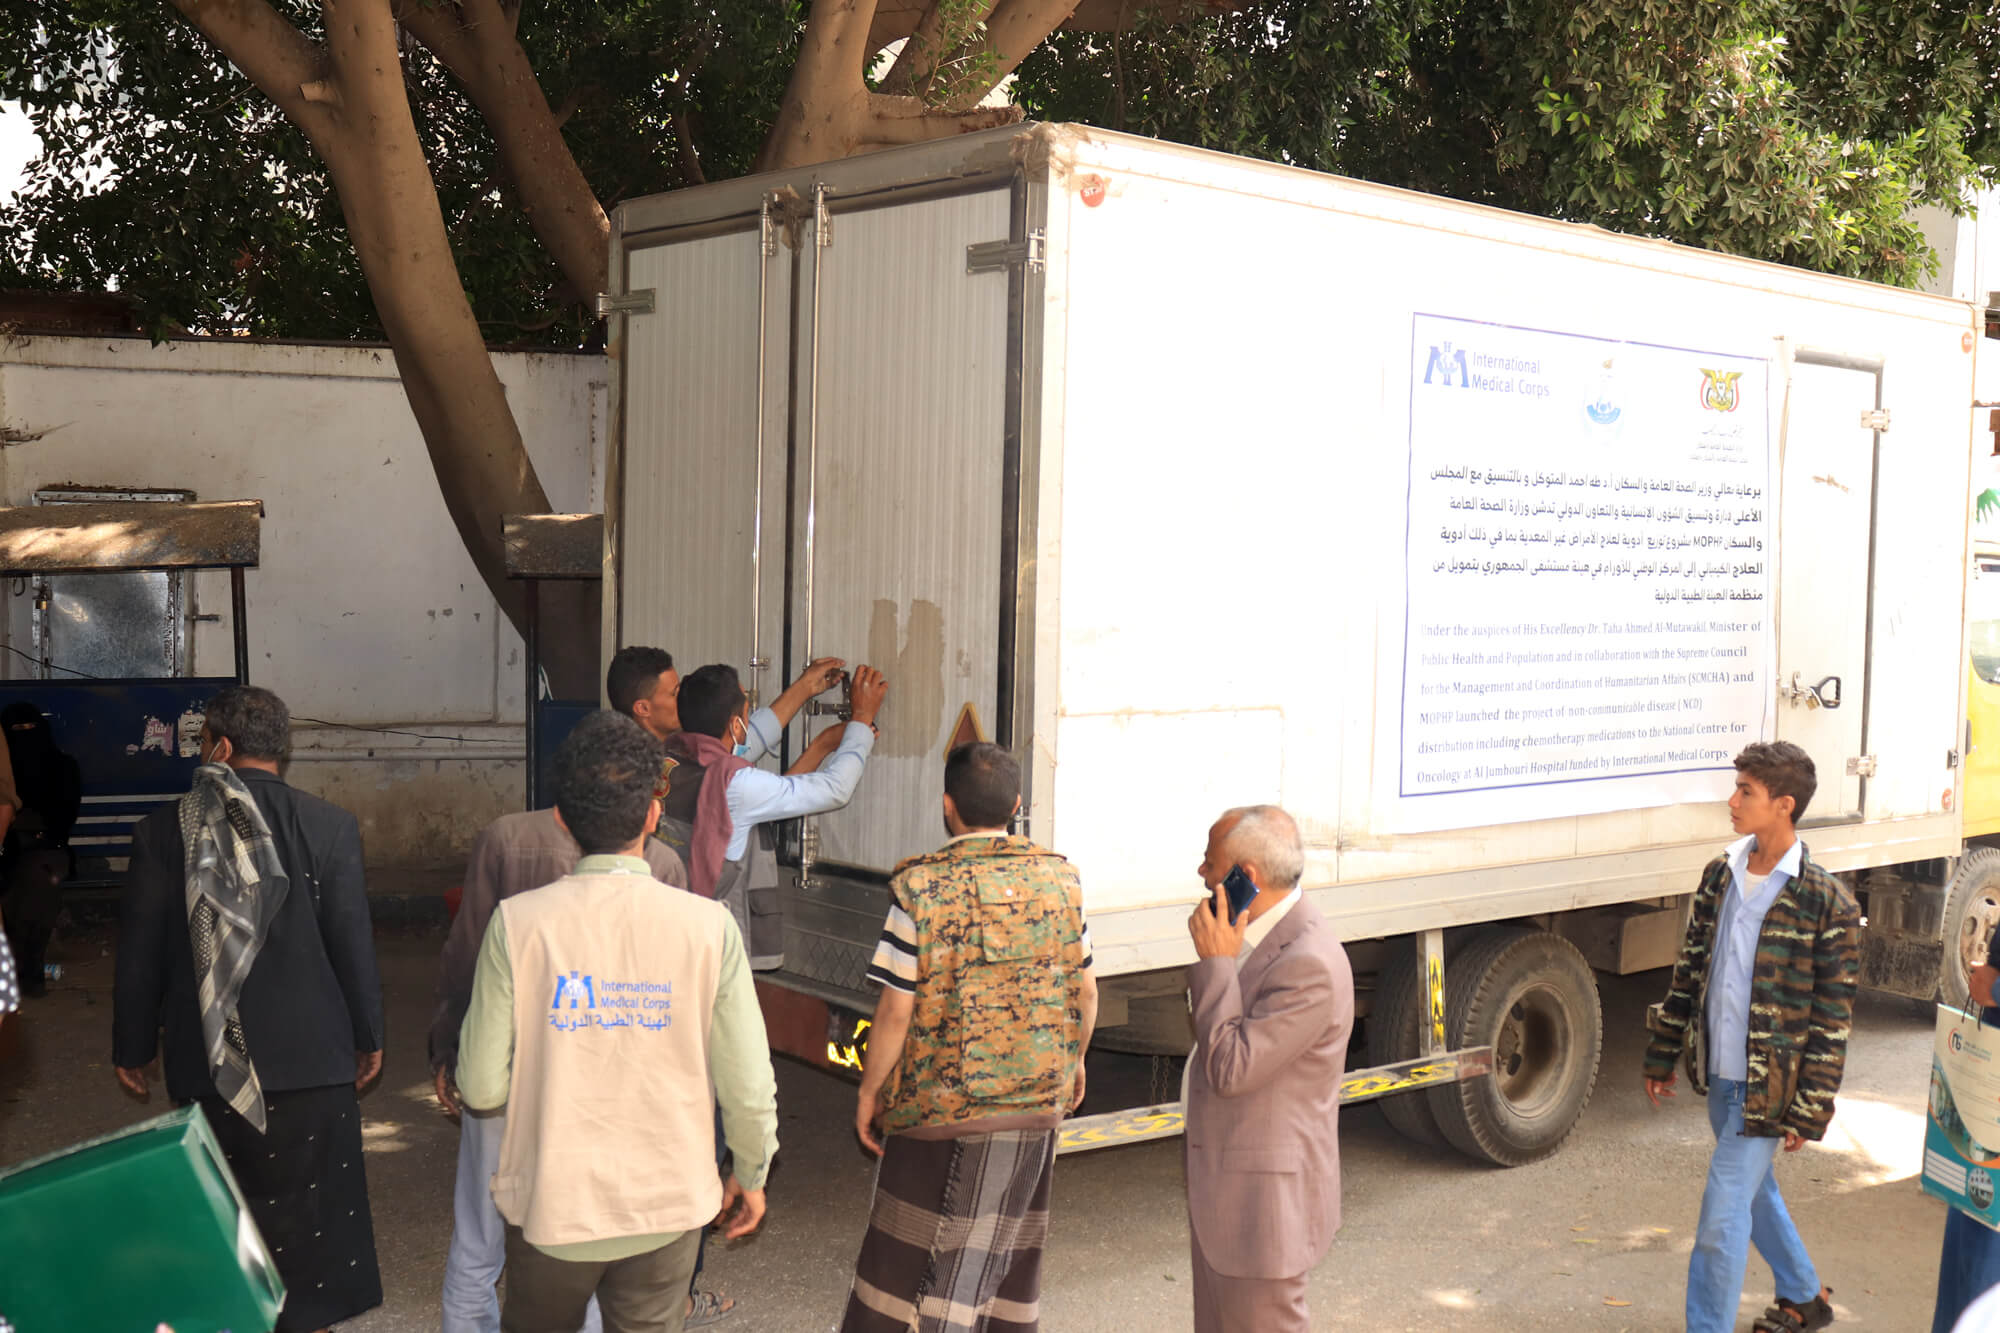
1396, 313, 1774, 832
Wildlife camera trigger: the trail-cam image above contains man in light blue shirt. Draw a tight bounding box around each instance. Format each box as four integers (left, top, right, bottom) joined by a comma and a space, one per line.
662, 663, 888, 968
1705, 833, 1802, 1082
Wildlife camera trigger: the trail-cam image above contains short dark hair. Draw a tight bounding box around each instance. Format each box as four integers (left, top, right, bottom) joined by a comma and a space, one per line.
606, 646, 674, 716
945, 742, 1020, 830
677, 665, 746, 739
203, 685, 290, 760
551, 711, 663, 854
1735, 741, 1816, 823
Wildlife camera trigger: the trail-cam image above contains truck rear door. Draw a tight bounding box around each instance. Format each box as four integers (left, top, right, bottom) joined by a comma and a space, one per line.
788, 186, 1017, 877
616, 214, 787, 697
1775, 352, 1883, 821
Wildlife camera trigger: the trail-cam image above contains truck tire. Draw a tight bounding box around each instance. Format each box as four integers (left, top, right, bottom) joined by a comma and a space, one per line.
1426, 927, 1602, 1167
1943, 849, 2000, 1008
1366, 946, 1447, 1147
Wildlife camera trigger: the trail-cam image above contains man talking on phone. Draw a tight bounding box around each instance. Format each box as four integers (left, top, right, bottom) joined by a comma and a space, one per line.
1182, 805, 1352, 1333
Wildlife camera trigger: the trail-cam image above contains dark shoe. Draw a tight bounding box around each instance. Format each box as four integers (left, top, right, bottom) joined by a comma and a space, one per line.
1754, 1288, 1834, 1332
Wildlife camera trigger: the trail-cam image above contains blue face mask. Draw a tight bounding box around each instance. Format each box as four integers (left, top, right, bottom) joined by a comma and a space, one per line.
731, 719, 750, 759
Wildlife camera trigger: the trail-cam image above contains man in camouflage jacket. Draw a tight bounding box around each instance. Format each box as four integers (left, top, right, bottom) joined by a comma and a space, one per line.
1644, 741, 1860, 1333
839, 742, 1098, 1333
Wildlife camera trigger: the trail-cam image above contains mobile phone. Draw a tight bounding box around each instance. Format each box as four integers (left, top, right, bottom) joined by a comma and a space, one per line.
1221, 865, 1259, 921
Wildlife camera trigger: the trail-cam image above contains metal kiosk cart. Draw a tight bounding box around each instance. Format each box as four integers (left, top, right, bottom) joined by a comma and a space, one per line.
0, 498, 262, 887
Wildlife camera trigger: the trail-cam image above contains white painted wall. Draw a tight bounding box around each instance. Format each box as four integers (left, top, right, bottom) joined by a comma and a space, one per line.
0, 333, 609, 869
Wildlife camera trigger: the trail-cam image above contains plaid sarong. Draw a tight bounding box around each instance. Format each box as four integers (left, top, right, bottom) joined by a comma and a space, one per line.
840, 1129, 1056, 1333
180, 763, 290, 1134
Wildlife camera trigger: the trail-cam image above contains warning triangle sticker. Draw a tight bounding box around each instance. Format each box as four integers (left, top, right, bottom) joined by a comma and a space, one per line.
946, 702, 986, 755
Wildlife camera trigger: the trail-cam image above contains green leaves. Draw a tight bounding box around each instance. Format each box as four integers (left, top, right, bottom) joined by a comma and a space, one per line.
0, 1, 805, 344
1017, 0, 1998, 288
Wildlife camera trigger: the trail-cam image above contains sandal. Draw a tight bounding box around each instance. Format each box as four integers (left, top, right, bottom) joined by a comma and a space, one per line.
685, 1288, 736, 1328
1752, 1288, 1834, 1332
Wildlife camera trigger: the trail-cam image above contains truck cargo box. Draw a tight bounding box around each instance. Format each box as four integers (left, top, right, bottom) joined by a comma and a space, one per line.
605, 122, 1974, 993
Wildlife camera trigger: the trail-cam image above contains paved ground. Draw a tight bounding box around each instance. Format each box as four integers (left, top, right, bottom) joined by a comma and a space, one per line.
0, 923, 1951, 1332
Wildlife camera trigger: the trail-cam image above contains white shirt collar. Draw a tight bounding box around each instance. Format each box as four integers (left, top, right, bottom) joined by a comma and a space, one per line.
1724, 834, 1802, 881
1242, 885, 1304, 956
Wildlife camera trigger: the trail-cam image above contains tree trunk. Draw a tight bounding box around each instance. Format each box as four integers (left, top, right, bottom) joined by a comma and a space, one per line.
168, 0, 599, 698
313, 0, 599, 697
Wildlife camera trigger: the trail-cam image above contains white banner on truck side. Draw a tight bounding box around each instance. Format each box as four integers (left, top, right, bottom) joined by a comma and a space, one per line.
1393, 313, 1774, 833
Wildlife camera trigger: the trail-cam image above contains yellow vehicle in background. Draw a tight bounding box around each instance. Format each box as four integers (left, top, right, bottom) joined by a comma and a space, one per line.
1952, 542, 2000, 1004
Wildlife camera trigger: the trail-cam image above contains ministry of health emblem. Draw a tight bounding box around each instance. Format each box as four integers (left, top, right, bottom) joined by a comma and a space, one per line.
1699, 368, 1743, 413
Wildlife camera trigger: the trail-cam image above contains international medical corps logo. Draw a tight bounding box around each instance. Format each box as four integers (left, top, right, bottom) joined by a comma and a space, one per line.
1699, 368, 1743, 413
552, 969, 596, 1010
1423, 341, 1469, 388
548, 969, 673, 1032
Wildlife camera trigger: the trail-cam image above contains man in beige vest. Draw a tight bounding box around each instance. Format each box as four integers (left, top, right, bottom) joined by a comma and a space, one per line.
456, 711, 779, 1333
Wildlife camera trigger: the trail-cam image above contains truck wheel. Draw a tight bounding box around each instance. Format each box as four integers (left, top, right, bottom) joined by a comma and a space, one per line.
1366, 946, 1446, 1147
1943, 849, 2000, 1008
1427, 927, 1602, 1167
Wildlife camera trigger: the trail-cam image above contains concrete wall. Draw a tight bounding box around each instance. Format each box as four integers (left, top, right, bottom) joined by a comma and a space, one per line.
0, 333, 609, 870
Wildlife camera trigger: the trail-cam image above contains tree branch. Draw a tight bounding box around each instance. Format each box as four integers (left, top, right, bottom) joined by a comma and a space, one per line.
880, 0, 999, 99
392, 0, 475, 85
673, 107, 707, 185
947, 0, 1081, 109
396, 0, 611, 302
165, 0, 335, 140
856, 96, 1023, 149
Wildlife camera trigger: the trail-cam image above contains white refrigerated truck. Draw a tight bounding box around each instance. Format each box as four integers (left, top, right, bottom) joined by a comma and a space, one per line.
598, 123, 1978, 1165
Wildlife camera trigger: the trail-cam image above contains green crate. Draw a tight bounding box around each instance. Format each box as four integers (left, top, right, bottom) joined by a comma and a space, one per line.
0, 1105, 284, 1333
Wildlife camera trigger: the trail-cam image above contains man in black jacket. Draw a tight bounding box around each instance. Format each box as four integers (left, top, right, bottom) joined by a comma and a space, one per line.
113, 684, 384, 1333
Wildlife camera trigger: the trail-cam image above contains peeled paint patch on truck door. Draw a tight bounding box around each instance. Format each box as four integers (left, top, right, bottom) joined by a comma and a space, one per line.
867, 598, 946, 758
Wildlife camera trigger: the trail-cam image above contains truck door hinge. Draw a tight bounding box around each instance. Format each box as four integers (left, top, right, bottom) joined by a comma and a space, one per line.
1846, 755, 1878, 777
812, 183, 833, 249
967, 230, 1047, 275
1860, 408, 1891, 432
759, 195, 778, 258
594, 289, 655, 316
1949, 748, 1962, 769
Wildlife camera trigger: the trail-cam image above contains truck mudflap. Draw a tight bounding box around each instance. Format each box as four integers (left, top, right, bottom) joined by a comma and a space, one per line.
1054, 1045, 1495, 1156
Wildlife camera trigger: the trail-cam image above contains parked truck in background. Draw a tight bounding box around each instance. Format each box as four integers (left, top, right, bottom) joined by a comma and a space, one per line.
599, 123, 1982, 1166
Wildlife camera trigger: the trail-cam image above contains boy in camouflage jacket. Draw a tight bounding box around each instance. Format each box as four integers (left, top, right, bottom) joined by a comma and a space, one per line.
1644, 741, 1860, 1333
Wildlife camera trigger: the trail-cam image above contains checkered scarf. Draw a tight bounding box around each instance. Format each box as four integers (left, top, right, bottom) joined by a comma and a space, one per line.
180, 763, 290, 1134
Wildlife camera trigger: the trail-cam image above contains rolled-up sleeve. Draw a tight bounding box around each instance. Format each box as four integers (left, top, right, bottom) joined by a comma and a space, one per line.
708, 916, 779, 1188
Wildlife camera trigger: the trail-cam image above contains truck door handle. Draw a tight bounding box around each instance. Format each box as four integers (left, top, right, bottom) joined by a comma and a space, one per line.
1778, 672, 1842, 710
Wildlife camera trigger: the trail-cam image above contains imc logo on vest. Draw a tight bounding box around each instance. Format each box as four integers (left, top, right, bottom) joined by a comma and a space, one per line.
552, 970, 596, 1010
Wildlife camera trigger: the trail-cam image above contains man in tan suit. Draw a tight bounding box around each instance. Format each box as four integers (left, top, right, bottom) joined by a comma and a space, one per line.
1183, 804, 1353, 1333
